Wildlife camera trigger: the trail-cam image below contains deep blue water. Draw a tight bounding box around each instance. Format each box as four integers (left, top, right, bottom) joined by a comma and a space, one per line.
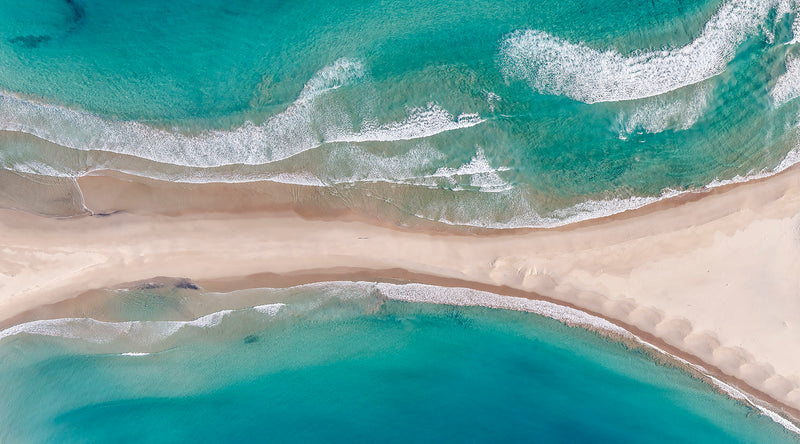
0, 283, 796, 442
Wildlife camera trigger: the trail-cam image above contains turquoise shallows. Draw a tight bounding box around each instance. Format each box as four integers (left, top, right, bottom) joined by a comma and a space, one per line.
1, 0, 800, 226
0, 284, 796, 443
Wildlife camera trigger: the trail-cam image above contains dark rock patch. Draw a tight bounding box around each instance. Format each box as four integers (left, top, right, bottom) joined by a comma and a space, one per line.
137, 282, 165, 290
175, 280, 200, 290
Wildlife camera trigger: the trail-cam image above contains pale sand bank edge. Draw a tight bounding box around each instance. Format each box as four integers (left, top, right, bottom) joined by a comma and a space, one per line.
6, 272, 800, 433
0, 165, 799, 426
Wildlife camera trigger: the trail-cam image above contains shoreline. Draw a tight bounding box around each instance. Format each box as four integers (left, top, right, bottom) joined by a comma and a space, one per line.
2, 162, 800, 429
5, 273, 800, 433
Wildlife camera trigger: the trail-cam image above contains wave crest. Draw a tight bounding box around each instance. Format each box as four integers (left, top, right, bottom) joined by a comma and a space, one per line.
0, 58, 483, 168
500, 0, 798, 103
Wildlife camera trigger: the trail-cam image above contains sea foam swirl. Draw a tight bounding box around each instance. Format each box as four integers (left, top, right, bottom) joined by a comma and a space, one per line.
615, 83, 712, 138
500, 0, 800, 103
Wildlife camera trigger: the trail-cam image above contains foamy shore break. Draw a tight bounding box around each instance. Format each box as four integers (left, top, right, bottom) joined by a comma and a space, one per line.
1, 164, 800, 428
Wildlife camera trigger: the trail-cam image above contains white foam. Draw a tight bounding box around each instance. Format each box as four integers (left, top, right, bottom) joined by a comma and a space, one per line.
486, 91, 502, 112
633, 336, 800, 435
374, 282, 631, 336
0, 308, 236, 344
2, 141, 512, 193
706, 374, 800, 434
776, 142, 800, 170
294, 281, 800, 433
0, 59, 483, 168
297, 58, 366, 102
616, 83, 712, 137
4, 160, 69, 178
0, 301, 292, 346
414, 187, 683, 229
321, 142, 445, 184
271, 143, 511, 192
421, 138, 800, 229
771, 55, 800, 106
252, 303, 285, 316
327, 103, 483, 144
706, 141, 800, 188
204, 279, 631, 335
500, 0, 799, 103
792, 12, 800, 44
429, 147, 513, 192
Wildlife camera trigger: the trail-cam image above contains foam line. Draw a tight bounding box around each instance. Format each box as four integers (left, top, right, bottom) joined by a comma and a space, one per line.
374, 282, 632, 336
327, 104, 483, 143
0, 304, 285, 344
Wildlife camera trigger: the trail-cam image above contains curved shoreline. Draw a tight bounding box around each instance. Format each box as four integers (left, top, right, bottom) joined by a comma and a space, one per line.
6, 274, 800, 433
1, 161, 800, 431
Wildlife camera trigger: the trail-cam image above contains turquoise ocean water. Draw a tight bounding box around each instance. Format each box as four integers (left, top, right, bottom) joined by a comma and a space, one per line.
3, 1, 800, 441
0, 282, 798, 442
2, 0, 800, 225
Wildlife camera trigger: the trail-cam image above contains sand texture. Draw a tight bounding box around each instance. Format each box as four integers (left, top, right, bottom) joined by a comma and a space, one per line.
1, 167, 799, 418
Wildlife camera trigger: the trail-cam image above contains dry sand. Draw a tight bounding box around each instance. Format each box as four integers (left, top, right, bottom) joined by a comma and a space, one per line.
1, 166, 799, 421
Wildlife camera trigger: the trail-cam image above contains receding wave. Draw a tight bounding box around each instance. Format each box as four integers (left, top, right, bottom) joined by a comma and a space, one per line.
324, 145, 513, 192
614, 82, 712, 138
500, 0, 800, 103
0, 58, 483, 168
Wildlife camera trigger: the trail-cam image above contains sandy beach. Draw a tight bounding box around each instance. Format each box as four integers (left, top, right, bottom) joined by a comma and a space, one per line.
1, 165, 799, 423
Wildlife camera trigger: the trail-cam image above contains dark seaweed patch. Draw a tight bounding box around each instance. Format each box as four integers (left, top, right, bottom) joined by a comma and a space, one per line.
9, 0, 85, 49
65, 0, 85, 26
9, 35, 52, 48
243, 335, 259, 344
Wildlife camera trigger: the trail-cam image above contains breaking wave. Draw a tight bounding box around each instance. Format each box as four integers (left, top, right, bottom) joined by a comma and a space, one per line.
0, 58, 483, 168
500, 0, 800, 103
